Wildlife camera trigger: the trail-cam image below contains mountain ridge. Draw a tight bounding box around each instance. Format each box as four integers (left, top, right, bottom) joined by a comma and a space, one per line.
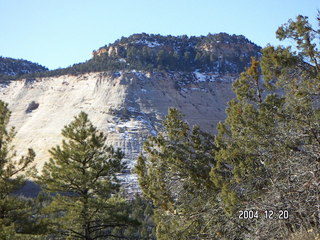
87, 32, 261, 74
0, 56, 48, 79
5, 32, 261, 81
0, 32, 260, 196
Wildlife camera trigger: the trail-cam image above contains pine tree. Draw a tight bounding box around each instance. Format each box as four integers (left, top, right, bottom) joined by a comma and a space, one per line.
136, 108, 243, 239
210, 58, 278, 212
211, 13, 320, 238
0, 100, 36, 237
38, 112, 136, 240
108, 195, 156, 240
258, 13, 320, 237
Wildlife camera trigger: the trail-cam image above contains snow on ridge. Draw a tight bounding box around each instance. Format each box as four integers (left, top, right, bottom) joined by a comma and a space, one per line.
193, 71, 236, 83
127, 106, 137, 112
194, 71, 207, 82
130, 70, 148, 81
135, 40, 161, 48
193, 71, 220, 83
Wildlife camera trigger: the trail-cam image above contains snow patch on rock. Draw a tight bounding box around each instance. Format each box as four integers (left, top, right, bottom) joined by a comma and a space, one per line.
135, 40, 161, 48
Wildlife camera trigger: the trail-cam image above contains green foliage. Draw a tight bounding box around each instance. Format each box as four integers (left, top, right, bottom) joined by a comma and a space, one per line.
1, 13, 319, 240
38, 112, 136, 239
0, 56, 48, 79
109, 195, 156, 240
212, 13, 320, 239
136, 108, 246, 239
135, 13, 320, 240
212, 57, 281, 203
9, 33, 260, 81
0, 100, 37, 238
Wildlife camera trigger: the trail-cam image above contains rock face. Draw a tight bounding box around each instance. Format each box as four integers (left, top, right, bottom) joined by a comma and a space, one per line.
0, 32, 261, 195
0, 70, 235, 194
25, 101, 39, 113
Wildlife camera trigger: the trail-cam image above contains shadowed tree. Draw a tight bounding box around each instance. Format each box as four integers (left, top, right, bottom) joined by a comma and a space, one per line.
0, 100, 35, 237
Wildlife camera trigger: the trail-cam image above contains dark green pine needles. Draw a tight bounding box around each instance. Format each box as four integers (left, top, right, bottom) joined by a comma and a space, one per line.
0, 100, 35, 237
38, 112, 136, 240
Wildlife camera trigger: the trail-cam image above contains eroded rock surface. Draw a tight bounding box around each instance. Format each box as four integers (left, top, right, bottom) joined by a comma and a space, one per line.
0, 70, 235, 194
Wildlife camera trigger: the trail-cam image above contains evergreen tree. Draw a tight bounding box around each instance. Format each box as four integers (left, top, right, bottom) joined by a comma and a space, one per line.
109, 195, 156, 240
211, 13, 320, 239
0, 100, 36, 238
210, 58, 276, 213
136, 108, 244, 239
38, 112, 136, 239
258, 13, 320, 237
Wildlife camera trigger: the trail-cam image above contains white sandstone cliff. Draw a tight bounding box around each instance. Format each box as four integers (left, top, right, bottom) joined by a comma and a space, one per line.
0, 70, 235, 194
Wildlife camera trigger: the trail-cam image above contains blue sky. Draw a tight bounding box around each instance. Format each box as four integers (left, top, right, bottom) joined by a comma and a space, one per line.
1, 0, 319, 70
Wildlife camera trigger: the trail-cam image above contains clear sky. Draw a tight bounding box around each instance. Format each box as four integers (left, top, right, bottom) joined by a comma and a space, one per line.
1, 0, 319, 70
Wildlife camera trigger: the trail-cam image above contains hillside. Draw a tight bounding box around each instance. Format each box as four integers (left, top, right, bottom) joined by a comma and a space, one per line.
0, 33, 260, 195
0, 70, 235, 195
0, 57, 48, 79
23, 32, 261, 79
90, 32, 261, 73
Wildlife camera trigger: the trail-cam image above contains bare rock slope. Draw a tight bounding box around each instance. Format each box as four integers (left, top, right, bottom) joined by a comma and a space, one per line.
0, 70, 235, 193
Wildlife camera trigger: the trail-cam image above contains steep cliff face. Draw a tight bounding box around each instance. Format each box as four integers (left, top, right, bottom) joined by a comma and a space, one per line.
0, 32, 261, 194
0, 70, 235, 194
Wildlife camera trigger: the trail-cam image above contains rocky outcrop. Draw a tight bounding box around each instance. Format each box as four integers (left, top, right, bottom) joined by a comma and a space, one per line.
89, 33, 261, 74
0, 32, 263, 196
0, 70, 235, 194
25, 101, 39, 113
92, 48, 108, 57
